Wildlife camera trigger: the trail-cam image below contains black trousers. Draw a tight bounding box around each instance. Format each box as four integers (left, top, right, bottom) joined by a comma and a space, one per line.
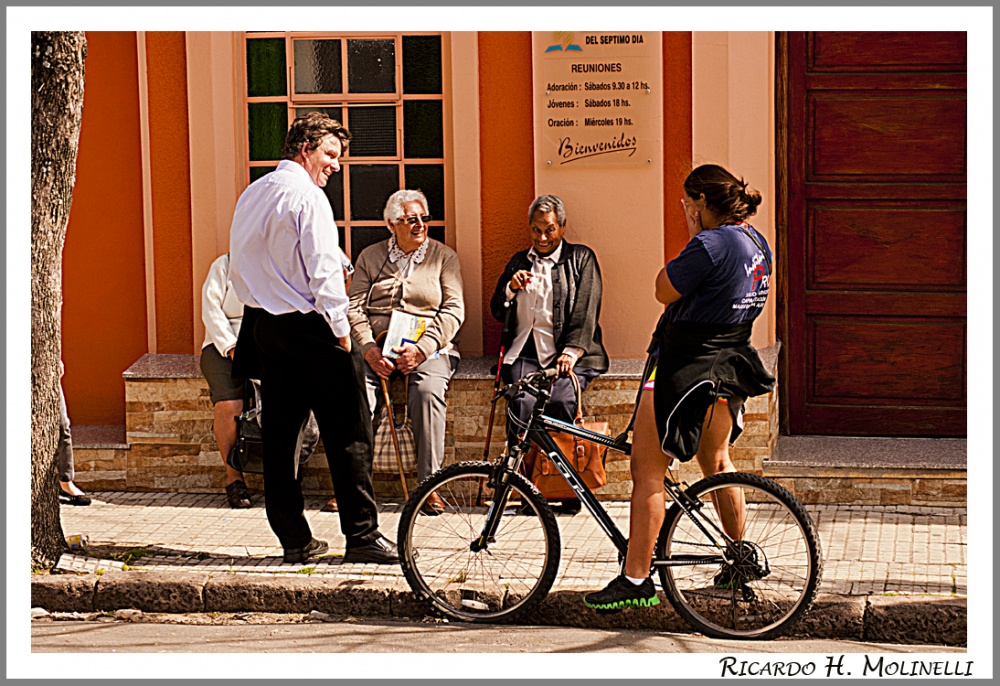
252, 309, 379, 550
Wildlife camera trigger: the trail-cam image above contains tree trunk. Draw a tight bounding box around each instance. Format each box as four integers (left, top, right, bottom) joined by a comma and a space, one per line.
31, 31, 87, 568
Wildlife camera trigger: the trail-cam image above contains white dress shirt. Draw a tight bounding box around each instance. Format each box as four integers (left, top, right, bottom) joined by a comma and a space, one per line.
229, 160, 351, 338
505, 243, 582, 367
200, 253, 243, 356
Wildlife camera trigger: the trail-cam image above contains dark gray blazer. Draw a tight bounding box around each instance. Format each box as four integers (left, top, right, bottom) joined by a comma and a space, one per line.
490, 240, 609, 374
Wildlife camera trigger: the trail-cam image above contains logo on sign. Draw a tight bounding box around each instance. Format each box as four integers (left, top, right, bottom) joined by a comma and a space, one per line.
545, 31, 583, 53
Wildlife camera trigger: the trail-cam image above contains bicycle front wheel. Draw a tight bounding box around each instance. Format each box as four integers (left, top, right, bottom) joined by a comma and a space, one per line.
397, 461, 561, 623
655, 472, 822, 640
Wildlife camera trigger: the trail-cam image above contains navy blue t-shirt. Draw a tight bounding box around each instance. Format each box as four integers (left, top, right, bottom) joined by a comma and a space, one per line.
662, 223, 773, 325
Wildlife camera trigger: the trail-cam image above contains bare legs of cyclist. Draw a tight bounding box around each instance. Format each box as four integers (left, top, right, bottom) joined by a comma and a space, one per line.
586, 392, 746, 611
623, 393, 744, 578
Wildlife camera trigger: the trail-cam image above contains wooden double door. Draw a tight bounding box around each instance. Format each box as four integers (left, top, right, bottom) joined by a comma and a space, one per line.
779, 32, 967, 436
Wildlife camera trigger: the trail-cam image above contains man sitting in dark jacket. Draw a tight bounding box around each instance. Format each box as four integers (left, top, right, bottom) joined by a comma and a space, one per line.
490, 195, 609, 514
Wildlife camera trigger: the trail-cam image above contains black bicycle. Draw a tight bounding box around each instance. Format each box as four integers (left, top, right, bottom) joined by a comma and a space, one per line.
397, 368, 823, 639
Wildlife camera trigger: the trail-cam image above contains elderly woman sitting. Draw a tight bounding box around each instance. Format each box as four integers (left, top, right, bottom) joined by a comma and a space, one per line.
348, 189, 465, 515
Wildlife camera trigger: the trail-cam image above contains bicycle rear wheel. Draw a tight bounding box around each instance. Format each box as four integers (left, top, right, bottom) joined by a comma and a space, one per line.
397, 461, 561, 623
655, 472, 822, 640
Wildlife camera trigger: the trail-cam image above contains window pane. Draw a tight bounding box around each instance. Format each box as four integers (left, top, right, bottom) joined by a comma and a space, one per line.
349, 165, 399, 220
403, 36, 442, 94
347, 39, 395, 94
351, 227, 391, 261
249, 166, 276, 183
247, 38, 286, 97
322, 169, 345, 223
295, 106, 344, 126
248, 103, 288, 161
347, 106, 397, 157
405, 164, 445, 221
403, 101, 443, 158
294, 40, 342, 95
428, 226, 445, 244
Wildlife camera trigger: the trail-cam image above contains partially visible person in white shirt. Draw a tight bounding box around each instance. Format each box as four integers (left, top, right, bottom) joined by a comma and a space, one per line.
199, 252, 253, 508
489, 195, 609, 514
228, 112, 397, 566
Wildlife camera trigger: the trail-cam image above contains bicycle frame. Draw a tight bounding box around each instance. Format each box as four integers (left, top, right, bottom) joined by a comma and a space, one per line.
483, 372, 735, 570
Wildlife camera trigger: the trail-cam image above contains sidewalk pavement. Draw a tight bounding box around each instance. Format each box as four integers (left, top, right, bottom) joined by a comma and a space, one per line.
32, 492, 967, 646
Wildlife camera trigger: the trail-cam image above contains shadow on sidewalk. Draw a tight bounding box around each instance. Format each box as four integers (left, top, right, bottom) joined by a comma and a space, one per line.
87, 491, 410, 514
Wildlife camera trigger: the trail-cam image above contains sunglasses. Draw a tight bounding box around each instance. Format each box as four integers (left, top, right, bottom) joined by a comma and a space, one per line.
398, 215, 431, 226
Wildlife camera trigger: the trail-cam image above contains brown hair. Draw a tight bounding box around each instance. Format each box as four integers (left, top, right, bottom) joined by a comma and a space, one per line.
683, 164, 762, 222
281, 112, 351, 160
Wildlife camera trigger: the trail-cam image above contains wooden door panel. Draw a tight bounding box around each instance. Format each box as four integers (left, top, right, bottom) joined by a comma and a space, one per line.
805, 292, 966, 319
781, 31, 967, 437
810, 32, 967, 71
803, 404, 966, 436
810, 319, 966, 402
809, 205, 967, 289
810, 95, 966, 177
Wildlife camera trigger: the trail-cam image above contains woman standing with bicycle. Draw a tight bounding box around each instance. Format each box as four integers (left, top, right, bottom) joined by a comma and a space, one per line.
585, 164, 777, 612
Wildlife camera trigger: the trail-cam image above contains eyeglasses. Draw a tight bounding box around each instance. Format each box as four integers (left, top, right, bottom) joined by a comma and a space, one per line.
531, 226, 560, 237
398, 215, 431, 226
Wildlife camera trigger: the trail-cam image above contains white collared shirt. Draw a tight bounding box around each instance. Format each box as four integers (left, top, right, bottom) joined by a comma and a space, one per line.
229, 160, 351, 338
506, 242, 583, 367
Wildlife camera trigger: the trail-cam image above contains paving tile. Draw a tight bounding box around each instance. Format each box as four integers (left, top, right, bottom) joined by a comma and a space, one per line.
61, 492, 967, 598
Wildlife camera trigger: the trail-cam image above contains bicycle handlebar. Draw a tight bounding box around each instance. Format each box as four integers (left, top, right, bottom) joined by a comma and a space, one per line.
492, 367, 558, 402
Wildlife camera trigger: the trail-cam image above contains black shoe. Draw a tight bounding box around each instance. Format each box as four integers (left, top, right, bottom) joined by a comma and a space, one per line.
58, 490, 91, 506
226, 480, 252, 509
343, 534, 399, 564
283, 537, 329, 564
556, 498, 582, 515
584, 575, 660, 613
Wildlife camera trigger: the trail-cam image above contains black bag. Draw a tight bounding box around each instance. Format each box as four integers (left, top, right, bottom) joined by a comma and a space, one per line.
227, 381, 264, 474
225, 380, 320, 475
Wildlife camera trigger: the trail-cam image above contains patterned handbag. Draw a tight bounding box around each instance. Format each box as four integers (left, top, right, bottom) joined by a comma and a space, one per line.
372, 379, 418, 474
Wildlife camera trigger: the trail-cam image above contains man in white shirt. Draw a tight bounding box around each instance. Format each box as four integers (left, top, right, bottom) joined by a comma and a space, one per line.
229, 112, 397, 565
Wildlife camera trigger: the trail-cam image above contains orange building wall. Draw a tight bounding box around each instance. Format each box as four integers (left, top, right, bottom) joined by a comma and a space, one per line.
478, 32, 536, 354
145, 32, 194, 353
62, 32, 148, 425
663, 32, 693, 262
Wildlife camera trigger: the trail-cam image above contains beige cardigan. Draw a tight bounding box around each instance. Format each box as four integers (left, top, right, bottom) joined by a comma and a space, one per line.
348, 239, 465, 360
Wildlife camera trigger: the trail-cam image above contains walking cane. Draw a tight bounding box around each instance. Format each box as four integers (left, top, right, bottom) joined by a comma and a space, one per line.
477, 292, 518, 505
374, 330, 410, 500
380, 376, 409, 500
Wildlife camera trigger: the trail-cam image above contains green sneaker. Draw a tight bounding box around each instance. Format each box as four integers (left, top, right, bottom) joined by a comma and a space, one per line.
584, 575, 660, 613
713, 565, 741, 590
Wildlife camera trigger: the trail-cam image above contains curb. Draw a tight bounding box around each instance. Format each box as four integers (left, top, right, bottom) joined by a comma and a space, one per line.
30, 572, 966, 646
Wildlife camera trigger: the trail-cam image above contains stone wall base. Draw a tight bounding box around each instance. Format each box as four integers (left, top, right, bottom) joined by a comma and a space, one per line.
70, 353, 964, 506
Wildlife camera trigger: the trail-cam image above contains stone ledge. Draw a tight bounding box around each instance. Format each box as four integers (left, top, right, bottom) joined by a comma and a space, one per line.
124, 354, 203, 379
865, 595, 967, 646
121, 346, 782, 382
94, 571, 209, 613
205, 574, 393, 616
74, 425, 129, 450
30, 574, 98, 612
29, 572, 964, 645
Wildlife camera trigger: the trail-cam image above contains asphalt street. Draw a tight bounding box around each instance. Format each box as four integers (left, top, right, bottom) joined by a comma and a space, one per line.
32, 615, 966, 654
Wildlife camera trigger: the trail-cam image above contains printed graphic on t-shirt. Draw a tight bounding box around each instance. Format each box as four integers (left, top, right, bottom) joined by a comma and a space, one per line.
732, 248, 770, 312
662, 224, 773, 325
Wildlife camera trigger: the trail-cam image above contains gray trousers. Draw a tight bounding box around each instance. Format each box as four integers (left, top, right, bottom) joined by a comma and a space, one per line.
57, 386, 74, 482
364, 352, 459, 483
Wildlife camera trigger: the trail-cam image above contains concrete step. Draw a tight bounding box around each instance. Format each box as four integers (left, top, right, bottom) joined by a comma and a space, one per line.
764, 436, 966, 506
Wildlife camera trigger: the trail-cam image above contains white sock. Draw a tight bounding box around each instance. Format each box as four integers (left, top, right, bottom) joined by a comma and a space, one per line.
624, 575, 646, 586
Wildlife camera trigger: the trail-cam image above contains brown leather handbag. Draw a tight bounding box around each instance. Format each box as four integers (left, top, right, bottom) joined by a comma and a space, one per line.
521, 373, 610, 500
